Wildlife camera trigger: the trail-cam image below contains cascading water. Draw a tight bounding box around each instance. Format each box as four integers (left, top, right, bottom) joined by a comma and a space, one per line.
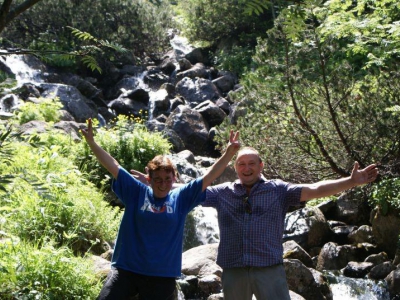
169, 31, 193, 55
325, 270, 390, 299
191, 206, 220, 245
0, 53, 43, 86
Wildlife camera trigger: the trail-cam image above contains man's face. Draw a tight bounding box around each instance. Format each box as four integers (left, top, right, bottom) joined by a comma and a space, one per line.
235, 152, 263, 188
148, 169, 175, 198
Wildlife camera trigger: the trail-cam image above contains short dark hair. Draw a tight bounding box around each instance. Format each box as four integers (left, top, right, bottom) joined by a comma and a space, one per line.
146, 155, 176, 178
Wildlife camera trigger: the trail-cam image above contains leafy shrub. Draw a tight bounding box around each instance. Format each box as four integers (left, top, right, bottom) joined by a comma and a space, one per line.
0, 137, 121, 254
175, 0, 272, 48
371, 177, 400, 215
215, 2, 400, 183
16, 97, 63, 124
3, 0, 174, 61
0, 240, 101, 299
77, 115, 172, 192
214, 45, 255, 77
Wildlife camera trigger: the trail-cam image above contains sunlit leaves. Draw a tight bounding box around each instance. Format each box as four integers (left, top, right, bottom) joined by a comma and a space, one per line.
318, 0, 400, 69
216, 0, 400, 183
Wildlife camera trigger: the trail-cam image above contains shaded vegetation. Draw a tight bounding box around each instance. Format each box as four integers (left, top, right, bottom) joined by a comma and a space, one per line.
1, 0, 174, 66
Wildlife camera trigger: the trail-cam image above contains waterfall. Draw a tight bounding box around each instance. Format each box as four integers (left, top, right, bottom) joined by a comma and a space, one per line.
169, 32, 193, 55
1, 53, 43, 86
192, 206, 220, 245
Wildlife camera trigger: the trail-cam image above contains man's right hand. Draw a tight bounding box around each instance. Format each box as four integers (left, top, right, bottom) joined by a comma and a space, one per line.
130, 169, 149, 185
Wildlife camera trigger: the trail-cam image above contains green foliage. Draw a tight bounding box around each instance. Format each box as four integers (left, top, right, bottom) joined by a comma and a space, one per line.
0, 71, 17, 96
175, 0, 273, 48
215, 0, 400, 182
371, 177, 400, 215
386, 105, 400, 113
0, 125, 121, 297
2, 0, 175, 61
0, 126, 17, 192
1, 135, 121, 253
0, 240, 101, 299
66, 26, 129, 73
317, 0, 400, 71
214, 45, 255, 77
16, 97, 63, 124
77, 115, 172, 192
241, 0, 272, 16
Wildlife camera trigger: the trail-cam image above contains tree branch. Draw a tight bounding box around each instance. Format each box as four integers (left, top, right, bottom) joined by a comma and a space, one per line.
283, 33, 348, 177
0, 0, 42, 33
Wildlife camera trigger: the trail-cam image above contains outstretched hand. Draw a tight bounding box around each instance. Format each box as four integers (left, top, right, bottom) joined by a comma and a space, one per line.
80, 118, 94, 143
226, 130, 240, 155
351, 161, 379, 185
130, 168, 149, 185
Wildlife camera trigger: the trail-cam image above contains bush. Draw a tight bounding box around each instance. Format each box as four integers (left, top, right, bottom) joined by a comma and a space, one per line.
214, 45, 255, 77
3, 0, 174, 61
371, 177, 400, 215
0, 240, 102, 299
77, 115, 172, 193
175, 0, 272, 48
214, 3, 400, 183
0, 133, 121, 254
16, 97, 63, 124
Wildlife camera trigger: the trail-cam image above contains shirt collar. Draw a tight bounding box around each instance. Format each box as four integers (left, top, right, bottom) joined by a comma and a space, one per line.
233, 176, 267, 192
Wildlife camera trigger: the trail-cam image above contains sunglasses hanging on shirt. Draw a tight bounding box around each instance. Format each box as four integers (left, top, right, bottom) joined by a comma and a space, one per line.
242, 196, 252, 214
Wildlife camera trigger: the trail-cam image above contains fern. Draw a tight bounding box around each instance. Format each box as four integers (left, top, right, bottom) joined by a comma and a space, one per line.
66, 26, 128, 73
0, 126, 16, 193
99, 40, 129, 53
68, 27, 98, 42
242, 0, 271, 16
81, 55, 102, 73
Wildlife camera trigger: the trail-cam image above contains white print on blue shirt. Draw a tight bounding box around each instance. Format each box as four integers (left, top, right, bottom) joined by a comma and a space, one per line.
140, 194, 174, 213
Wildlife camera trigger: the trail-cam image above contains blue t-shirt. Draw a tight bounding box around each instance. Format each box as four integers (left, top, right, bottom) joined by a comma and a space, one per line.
111, 167, 206, 277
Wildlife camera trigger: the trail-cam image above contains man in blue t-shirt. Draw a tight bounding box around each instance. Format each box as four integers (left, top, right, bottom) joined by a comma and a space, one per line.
81, 118, 240, 300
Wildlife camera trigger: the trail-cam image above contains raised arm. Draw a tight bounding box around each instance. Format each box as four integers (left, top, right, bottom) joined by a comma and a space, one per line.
300, 161, 378, 202
129, 130, 240, 190
81, 118, 120, 178
201, 130, 240, 191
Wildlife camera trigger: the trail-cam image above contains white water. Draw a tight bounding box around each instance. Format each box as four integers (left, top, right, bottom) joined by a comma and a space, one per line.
191, 206, 220, 245
1, 53, 43, 86
170, 33, 193, 55
326, 271, 390, 299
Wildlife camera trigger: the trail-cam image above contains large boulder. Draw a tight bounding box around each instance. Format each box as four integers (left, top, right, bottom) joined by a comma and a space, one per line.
182, 243, 219, 276
283, 206, 332, 250
176, 77, 221, 104
285, 259, 333, 300
39, 83, 98, 122
166, 106, 209, 155
370, 207, 400, 258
